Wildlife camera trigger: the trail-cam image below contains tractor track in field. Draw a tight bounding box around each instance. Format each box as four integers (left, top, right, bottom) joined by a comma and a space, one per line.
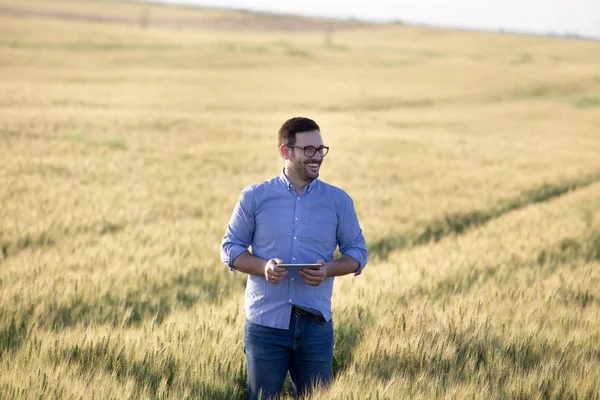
370, 170, 600, 260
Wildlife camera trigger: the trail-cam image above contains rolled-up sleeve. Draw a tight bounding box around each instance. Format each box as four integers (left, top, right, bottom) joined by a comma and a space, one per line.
221, 187, 256, 269
337, 194, 368, 275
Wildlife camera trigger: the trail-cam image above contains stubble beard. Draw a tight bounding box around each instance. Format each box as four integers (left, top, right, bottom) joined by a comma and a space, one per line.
289, 155, 321, 183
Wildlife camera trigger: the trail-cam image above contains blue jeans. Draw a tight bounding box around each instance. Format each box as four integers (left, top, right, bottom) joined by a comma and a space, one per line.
244, 306, 334, 400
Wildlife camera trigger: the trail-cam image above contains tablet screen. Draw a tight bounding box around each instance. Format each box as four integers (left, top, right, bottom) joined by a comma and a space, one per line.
276, 263, 322, 270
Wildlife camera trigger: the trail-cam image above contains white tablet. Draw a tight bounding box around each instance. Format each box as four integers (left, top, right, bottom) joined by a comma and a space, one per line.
276, 263, 322, 270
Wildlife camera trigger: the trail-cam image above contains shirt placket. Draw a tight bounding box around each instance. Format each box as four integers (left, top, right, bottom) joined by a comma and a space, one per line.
288, 189, 305, 304
291, 192, 305, 257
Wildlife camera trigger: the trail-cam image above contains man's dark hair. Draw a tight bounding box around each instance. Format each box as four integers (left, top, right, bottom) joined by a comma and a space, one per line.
278, 117, 320, 147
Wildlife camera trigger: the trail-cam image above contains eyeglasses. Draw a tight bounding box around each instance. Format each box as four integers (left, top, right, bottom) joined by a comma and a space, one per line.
287, 145, 329, 157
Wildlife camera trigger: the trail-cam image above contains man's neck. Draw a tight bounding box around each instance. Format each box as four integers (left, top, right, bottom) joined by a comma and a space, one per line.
284, 167, 310, 195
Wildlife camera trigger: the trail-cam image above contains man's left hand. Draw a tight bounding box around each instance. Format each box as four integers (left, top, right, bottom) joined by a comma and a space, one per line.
299, 259, 327, 286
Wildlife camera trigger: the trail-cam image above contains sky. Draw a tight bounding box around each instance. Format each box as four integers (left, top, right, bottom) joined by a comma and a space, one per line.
140, 0, 600, 39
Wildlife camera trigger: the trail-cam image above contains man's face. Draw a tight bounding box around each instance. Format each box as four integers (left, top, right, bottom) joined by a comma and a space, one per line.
286, 130, 325, 182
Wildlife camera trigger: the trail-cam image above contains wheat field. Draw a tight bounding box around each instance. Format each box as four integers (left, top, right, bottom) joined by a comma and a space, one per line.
1, 0, 600, 398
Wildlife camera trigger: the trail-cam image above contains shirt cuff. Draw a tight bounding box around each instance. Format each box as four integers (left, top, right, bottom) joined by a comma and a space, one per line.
224, 246, 249, 270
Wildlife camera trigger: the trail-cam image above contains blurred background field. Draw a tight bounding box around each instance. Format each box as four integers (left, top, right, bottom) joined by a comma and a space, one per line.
1, 0, 599, 398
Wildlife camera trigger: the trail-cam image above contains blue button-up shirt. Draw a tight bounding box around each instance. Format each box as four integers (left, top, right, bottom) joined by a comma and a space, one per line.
221, 170, 368, 330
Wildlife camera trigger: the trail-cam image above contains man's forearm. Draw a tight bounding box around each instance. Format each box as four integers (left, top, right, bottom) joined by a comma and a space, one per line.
325, 255, 359, 277
232, 251, 267, 276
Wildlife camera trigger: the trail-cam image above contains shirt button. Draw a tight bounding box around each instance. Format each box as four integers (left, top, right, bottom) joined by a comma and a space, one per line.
297, 197, 300, 200
288, 299, 292, 303
292, 257, 296, 260
295, 217, 299, 220
294, 236, 297, 240
291, 278, 294, 281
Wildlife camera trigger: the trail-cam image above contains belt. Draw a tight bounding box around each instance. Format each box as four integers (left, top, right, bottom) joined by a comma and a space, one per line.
291, 305, 328, 324
291, 305, 315, 316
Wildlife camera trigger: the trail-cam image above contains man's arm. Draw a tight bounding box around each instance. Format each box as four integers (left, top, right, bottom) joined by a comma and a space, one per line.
233, 251, 288, 283
299, 255, 358, 286
220, 188, 256, 269
231, 251, 266, 276
323, 254, 359, 276
336, 194, 368, 275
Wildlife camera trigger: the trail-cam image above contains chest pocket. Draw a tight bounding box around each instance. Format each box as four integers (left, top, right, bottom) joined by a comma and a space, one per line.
309, 216, 337, 244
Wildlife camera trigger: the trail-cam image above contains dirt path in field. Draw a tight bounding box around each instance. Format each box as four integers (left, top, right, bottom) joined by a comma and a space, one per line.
0, 4, 377, 31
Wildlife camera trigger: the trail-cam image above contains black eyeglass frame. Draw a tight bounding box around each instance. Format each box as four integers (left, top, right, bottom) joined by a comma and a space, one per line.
287, 144, 330, 157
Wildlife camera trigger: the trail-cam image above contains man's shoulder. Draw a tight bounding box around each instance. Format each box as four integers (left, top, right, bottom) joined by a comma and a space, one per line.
316, 179, 352, 200
241, 176, 281, 194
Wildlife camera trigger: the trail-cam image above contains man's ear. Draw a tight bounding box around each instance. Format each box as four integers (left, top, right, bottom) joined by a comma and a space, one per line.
279, 144, 290, 160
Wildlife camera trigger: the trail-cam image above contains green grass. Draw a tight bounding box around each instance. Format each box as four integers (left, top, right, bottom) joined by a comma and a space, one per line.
571, 94, 600, 108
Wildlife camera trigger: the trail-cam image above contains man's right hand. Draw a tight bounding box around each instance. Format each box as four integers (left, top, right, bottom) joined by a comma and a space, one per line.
265, 258, 287, 283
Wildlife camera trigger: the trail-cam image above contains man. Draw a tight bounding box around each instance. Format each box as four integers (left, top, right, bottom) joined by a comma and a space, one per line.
221, 117, 368, 400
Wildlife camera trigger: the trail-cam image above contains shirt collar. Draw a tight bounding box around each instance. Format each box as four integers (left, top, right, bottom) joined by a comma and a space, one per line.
278, 168, 318, 193
279, 168, 293, 191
